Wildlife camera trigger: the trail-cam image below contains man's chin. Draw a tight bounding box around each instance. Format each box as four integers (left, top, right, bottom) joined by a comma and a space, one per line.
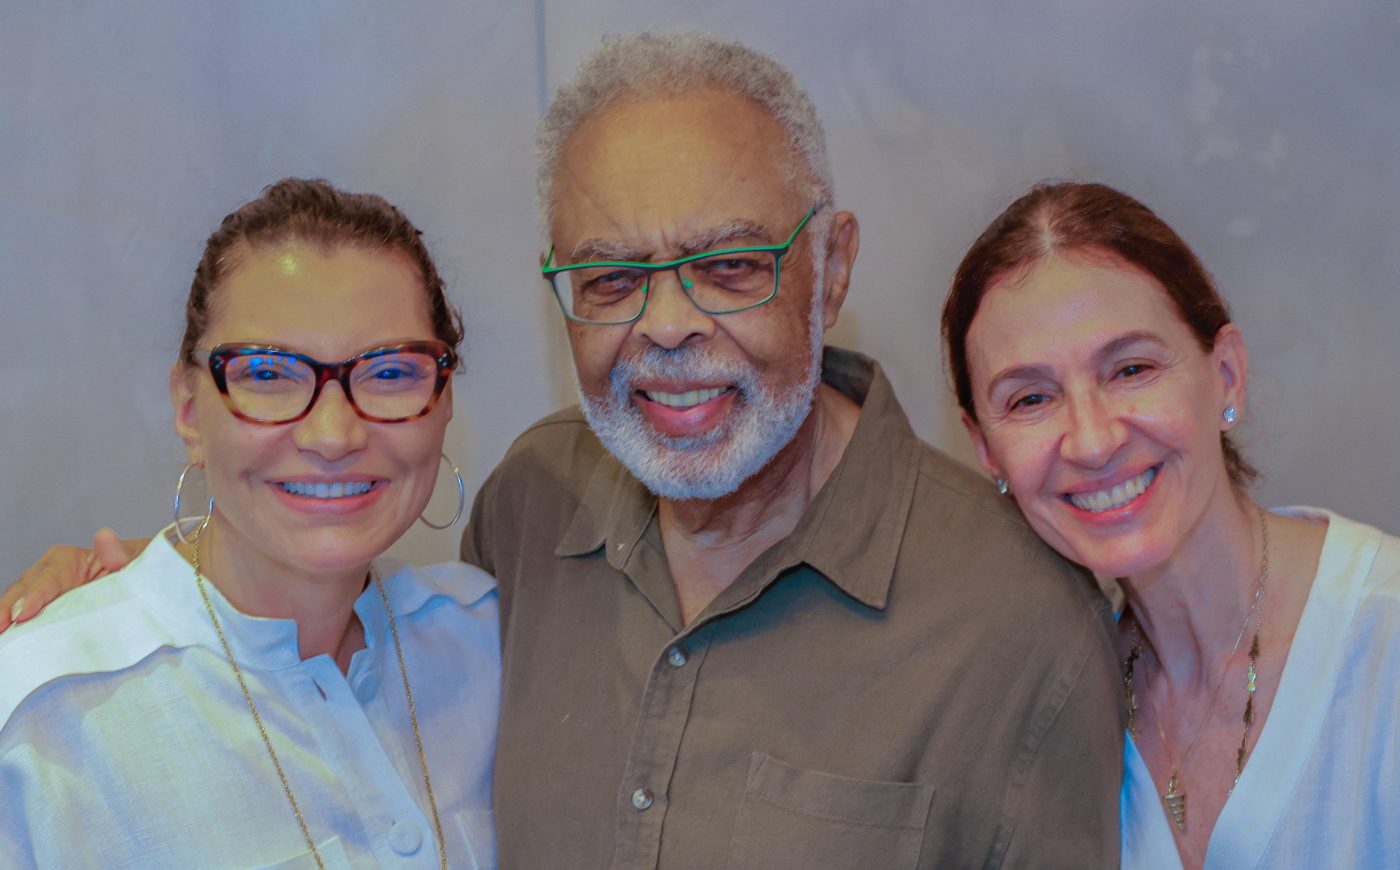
597, 420, 751, 500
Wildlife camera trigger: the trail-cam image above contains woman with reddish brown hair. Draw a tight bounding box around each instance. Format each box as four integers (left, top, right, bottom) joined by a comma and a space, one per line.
943, 181, 1399, 869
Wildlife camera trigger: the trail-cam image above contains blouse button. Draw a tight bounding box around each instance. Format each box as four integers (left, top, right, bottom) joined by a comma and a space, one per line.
388, 820, 423, 855
631, 787, 654, 811
666, 646, 687, 668
353, 672, 380, 703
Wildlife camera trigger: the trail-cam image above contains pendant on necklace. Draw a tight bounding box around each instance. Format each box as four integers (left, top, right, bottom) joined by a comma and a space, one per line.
1163, 774, 1187, 831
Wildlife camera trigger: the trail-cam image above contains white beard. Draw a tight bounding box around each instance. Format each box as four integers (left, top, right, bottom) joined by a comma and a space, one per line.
578, 271, 827, 501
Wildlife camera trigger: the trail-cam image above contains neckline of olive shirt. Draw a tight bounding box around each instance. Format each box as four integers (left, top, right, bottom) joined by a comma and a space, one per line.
551, 347, 923, 633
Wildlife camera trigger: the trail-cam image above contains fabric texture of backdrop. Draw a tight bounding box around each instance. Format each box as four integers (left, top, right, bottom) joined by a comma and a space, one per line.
2, 0, 1397, 583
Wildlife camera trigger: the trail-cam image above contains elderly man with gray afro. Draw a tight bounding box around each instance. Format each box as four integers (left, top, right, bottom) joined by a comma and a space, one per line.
469, 31, 1122, 868
2, 30, 1124, 870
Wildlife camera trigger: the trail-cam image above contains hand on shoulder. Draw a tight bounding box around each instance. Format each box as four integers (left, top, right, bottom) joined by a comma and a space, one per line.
0, 530, 145, 634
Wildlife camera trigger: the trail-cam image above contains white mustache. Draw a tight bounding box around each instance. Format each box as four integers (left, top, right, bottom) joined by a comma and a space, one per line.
607, 347, 759, 402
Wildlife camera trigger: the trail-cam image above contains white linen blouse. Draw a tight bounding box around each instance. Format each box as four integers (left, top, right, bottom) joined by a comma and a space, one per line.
0, 526, 501, 869
1121, 507, 1400, 869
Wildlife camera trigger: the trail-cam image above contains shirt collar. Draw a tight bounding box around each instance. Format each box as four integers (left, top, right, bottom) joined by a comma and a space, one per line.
552, 347, 923, 611
368, 557, 497, 619
144, 527, 304, 669
148, 527, 496, 669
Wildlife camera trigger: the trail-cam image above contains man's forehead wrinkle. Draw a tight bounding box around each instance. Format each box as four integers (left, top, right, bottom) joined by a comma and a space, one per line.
677, 219, 774, 255
568, 218, 775, 265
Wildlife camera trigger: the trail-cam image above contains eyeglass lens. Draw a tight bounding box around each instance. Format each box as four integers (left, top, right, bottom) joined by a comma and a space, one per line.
557, 250, 779, 322
222, 350, 442, 422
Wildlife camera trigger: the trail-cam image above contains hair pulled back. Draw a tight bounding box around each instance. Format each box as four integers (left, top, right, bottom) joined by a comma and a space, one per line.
941, 181, 1256, 487
180, 178, 463, 366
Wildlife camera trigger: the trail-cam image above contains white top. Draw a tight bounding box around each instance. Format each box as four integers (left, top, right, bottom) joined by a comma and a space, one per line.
1122, 507, 1400, 869
0, 527, 501, 870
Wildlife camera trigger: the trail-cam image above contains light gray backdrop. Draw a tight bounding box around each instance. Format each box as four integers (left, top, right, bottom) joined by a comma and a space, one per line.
3, 1, 1397, 585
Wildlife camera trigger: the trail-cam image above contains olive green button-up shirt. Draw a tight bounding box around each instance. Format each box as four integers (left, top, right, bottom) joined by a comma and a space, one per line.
464, 348, 1122, 869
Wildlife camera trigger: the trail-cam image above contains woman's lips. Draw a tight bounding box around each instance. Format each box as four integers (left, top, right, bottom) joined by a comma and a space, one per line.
268, 479, 387, 515
1064, 465, 1160, 514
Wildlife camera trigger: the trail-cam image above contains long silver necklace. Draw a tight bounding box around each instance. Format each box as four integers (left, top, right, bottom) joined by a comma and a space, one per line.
192, 526, 447, 869
1122, 505, 1270, 831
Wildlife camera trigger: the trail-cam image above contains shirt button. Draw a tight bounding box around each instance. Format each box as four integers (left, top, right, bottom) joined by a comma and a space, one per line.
353, 672, 379, 702
666, 646, 687, 668
388, 820, 423, 855
631, 787, 654, 811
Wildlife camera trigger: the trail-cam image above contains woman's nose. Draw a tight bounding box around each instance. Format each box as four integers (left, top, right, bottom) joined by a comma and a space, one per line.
1060, 392, 1128, 468
291, 382, 369, 460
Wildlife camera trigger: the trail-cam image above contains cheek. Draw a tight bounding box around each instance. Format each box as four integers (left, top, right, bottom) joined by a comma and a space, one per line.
986, 424, 1056, 486
567, 324, 626, 390
394, 416, 452, 477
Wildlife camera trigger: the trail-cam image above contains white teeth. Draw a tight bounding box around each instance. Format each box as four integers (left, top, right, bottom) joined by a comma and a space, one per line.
1068, 467, 1157, 513
282, 481, 374, 499
643, 387, 726, 409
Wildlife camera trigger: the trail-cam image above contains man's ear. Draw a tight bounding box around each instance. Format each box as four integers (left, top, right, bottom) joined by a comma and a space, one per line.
960, 410, 1001, 480
818, 211, 859, 330
1212, 323, 1248, 427
169, 363, 205, 467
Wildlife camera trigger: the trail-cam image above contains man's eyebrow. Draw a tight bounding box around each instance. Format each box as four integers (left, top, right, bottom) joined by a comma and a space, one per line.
677, 220, 775, 256
568, 239, 648, 263
567, 219, 776, 264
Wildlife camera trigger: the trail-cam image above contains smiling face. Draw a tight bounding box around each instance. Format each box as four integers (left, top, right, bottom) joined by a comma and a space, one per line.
962, 251, 1246, 578
549, 89, 852, 499
172, 241, 451, 580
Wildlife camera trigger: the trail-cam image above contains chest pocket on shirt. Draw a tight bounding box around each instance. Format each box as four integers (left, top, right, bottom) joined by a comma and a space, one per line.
251, 835, 354, 870
453, 808, 498, 869
724, 752, 934, 870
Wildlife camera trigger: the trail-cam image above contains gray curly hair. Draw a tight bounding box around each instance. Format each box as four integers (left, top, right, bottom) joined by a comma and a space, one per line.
536, 31, 835, 238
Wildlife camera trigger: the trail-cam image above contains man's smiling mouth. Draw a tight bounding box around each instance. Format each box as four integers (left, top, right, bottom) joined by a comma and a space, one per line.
640, 386, 731, 409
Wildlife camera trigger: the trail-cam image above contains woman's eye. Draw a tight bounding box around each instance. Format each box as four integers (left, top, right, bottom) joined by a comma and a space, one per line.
1116, 363, 1152, 379
1010, 393, 1048, 411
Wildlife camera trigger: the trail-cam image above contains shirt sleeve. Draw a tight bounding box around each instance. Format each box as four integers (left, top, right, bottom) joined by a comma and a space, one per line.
994, 605, 1124, 869
460, 465, 498, 575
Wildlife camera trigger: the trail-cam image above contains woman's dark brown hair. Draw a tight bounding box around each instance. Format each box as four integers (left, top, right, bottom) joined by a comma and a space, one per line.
941, 181, 1256, 487
179, 177, 463, 366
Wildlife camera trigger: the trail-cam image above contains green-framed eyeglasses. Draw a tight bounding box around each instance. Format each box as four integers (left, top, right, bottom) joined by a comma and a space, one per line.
541, 206, 818, 325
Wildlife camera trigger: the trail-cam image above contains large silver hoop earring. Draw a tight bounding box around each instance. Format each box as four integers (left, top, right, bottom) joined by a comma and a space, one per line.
419, 453, 466, 530
172, 462, 214, 546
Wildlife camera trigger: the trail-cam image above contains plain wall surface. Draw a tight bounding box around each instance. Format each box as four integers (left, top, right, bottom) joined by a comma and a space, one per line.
3, 1, 1397, 586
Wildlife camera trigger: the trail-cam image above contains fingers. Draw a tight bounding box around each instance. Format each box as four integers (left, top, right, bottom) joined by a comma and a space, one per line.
1, 545, 87, 635
92, 528, 138, 574
0, 587, 24, 634
0, 533, 152, 636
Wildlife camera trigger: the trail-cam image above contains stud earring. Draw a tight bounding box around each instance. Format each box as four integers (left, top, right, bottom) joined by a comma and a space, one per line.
996, 477, 1009, 495
1222, 406, 1238, 425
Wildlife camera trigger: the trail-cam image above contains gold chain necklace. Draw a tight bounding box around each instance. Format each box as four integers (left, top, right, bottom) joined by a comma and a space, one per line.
1122, 505, 1270, 832
192, 526, 448, 869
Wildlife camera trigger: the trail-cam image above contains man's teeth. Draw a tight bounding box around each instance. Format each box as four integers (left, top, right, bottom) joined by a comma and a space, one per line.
1069, 467, 1157, 513
281, 481, 374, 499
644, 387, 726, 409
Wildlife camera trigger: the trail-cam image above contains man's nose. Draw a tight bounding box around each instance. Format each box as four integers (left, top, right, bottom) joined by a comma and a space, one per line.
632, 269, 716, 349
